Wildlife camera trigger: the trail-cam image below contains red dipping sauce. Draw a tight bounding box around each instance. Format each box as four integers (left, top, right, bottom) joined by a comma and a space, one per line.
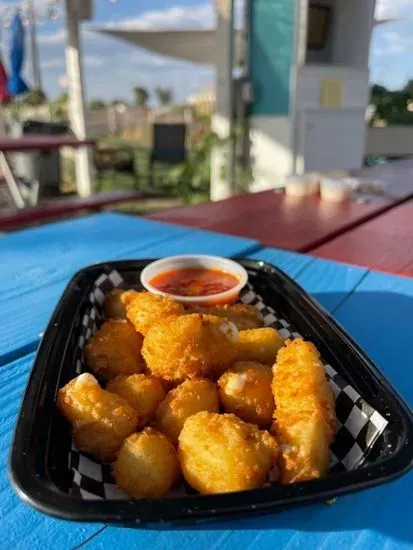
149, 268, 240, 298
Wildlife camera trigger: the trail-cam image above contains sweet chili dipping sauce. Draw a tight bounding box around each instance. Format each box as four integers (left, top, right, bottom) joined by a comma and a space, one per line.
149, 267, 240, 297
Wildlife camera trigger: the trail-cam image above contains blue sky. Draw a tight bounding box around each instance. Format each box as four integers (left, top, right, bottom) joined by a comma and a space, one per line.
0, 0, 412, 103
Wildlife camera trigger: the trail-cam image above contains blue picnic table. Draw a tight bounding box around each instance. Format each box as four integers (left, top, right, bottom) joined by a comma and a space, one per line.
1, 212, 412, 550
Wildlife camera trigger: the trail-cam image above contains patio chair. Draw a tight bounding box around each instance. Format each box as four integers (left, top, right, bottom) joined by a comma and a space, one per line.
148, 123, 187, 188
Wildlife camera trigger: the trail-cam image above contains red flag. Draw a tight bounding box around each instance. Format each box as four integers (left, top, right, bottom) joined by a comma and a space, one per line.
0, 58, 11, 104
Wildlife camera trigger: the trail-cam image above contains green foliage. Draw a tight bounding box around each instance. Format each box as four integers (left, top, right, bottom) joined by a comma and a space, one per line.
132, 87, 149, 107
22, 89, 48, 106
109, 99, 126, 107
49, 92, 69, 119
168, 128, 222, 202
56, 92, 69, 104
155, 87, 173, 106
370, 82, 413, 125
168, 124, 254, 202
219, 124, 254, 193
88, 98, 106, 110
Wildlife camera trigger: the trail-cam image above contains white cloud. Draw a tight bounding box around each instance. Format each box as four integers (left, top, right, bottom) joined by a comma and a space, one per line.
41, 57, 64, 70
83, 55, 105, 68
375, 0, 413, 20
380, 30, 413, 54
38, 28, 66, 45
41, 54, 104, 70
107, 3, 215, 30
0, 0, 61, 18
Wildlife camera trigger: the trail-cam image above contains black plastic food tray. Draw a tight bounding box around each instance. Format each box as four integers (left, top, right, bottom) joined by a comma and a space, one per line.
9, 259, 413, 526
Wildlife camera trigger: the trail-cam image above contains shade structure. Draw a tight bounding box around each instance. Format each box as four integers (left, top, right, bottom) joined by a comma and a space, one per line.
7, 14, 29, 96
93, 17, 393, 68
93, 28, 242, 66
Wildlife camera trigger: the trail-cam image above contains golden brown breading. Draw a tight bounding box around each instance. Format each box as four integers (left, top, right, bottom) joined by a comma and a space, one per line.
178, 411, 279, 494
113, 428, 179, 498
57, 373, 139, 461
186, 303, 264, 331
84, 319, 144, 381
142, 313, 238, 382
155, 378, 219, 443
236, 327, 284, 364
272, 338, 336, 484
103, 289, 128, 320
218, 361, 274, 428
106, 374, 166, 429
122, 291, 184, 335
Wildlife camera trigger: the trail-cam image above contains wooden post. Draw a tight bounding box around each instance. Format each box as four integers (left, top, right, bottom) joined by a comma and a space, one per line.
210, 0, 235, 201
64, 0, 94, 197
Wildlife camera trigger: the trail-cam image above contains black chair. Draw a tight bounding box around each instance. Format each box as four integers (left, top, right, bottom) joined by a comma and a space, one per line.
149, 123, 187, 188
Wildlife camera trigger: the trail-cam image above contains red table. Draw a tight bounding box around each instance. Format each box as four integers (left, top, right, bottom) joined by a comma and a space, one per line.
311, 200, 413, 276
149, 190, 396, 252
0, 135, 95, 208
0, 135, 95, 152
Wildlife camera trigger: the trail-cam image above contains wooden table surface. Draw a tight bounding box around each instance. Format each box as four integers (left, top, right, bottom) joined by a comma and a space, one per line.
149, 159, 413, 253
0, 135, 95, 152
1, 213, 412, 549
311, 200, 413, 277
149, 190, 396, 252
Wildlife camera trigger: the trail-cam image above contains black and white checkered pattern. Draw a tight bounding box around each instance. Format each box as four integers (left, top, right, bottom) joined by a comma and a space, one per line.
67, 268, 388, 499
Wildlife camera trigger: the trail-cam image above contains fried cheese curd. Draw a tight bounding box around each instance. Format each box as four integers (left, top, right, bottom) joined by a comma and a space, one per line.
103, 289, 128, 320
218, 361, 274, 428
155, 378, 219, 443
121, 290, 184, 335
272, 339, 336, 484
113, 428, 179, 498
178, 411, 279, 494
142, 313, 238, 382
236, 327, 284, 364
57, 373, 139, 461
187, 303, 264, 331
84, 319, 144, 381
106, 374, 166, 429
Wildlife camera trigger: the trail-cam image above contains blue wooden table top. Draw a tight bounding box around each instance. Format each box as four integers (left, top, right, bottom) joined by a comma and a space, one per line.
1, 213, 412, 550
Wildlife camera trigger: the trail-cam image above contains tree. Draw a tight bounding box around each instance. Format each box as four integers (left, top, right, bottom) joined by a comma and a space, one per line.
403, 80, 413, 97
88, 98, 106, 110
370, 84, 388, 98
155, 86, 173, 106
369, 83, 413, 126
132, 87, 149, 107
23, 89, 48, 106
51, 91, 69, 119
56, 91, 69, 105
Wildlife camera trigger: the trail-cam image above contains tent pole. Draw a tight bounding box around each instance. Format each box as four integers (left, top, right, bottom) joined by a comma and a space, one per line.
27, 0, 41, 90
64, 0, 94, 197
211, 0, 235, 201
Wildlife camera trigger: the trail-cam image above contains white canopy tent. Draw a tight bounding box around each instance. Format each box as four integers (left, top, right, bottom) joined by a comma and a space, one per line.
93, 27, 243, 67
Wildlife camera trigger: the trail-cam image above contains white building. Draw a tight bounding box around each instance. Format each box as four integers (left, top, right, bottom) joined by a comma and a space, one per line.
244, 0, 377, 194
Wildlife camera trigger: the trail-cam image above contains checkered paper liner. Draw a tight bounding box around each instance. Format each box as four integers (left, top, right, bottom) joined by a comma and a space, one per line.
67, 268, 389, 500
